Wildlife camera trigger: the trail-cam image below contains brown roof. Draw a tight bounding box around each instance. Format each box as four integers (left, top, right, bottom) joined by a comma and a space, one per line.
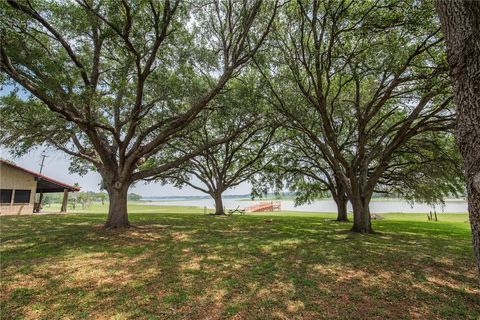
0, 160, 80, 192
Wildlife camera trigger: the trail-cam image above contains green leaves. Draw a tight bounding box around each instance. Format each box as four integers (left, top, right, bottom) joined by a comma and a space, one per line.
256, 0, 460, 212
0, 94, 68, 155
159, 71, 278, 197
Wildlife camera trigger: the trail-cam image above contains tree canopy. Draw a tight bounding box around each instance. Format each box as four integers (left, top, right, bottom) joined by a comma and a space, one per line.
159, 75, 278, 214
255, 0, 461, 232
0, 0, 280, 227
0, 0, 466, 236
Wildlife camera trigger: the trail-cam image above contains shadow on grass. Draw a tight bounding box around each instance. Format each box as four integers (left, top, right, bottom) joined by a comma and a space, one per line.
1, 212, 479, 319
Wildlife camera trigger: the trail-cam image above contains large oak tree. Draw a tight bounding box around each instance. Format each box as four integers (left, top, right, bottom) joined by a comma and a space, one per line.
259, 0, 456, 233
0, 0, 280, 228
266, 127, 462, 223
159, 77, 278, 215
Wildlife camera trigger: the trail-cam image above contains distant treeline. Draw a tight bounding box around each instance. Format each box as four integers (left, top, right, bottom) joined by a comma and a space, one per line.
142, 191, 463, 202
41, 192, 142, 208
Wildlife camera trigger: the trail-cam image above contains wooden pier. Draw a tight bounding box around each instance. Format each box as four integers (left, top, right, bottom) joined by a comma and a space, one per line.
245, 201, 281, 212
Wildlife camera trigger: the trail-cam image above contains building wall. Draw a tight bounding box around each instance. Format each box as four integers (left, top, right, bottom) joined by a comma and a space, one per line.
0, 164, 37, 215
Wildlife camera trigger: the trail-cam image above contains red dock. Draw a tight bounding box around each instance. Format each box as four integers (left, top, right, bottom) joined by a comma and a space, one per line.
245, 201, 281, 212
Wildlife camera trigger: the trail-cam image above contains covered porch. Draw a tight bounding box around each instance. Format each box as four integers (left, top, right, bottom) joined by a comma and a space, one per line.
34, 178, 80, 213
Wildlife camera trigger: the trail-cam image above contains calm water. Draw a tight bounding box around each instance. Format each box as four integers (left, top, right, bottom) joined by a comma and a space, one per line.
143, 198, 467, 213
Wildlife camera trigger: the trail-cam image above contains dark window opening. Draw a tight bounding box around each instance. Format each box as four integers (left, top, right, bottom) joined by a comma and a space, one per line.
14, 190, 31, 203
0, 189, 13, 203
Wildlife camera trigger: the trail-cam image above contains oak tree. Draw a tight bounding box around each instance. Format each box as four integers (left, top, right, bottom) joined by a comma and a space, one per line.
259, 0, 456, 233
158, 77, 277, 215
0, 0, 280, 227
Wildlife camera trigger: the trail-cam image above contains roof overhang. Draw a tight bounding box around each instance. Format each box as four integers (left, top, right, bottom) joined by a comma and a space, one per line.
1, 160, 80, 193
35, 177, 79, 193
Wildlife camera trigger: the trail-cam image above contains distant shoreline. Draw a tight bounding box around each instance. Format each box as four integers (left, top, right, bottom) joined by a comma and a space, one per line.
140, 196, 467, 203
139, 198, 468, 214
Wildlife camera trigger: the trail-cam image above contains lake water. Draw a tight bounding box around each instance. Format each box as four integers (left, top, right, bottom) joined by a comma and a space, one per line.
143, 198, 468, 213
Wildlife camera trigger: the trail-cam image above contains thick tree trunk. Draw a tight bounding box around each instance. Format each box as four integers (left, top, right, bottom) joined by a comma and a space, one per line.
333, 193, 349, 221
213, 192, 225, 215
336, 196, 349, 222
436, 0, 480, 274
350, 192, 373, 233
333, 181, 349, 221
105, 183, 130, 228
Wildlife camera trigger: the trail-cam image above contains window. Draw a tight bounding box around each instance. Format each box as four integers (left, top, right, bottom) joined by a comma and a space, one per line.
0, 189, 13, 203
13, 190, 31, 203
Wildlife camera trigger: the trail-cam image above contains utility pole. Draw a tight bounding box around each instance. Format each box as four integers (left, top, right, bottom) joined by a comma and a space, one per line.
39, 152, 47, 173
35, 152, 48, 212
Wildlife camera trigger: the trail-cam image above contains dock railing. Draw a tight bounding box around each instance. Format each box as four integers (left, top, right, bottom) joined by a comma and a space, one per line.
244, 201, 281, 212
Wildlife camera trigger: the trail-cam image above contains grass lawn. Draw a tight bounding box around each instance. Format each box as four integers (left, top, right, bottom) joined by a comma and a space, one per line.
1, 203, 479, 319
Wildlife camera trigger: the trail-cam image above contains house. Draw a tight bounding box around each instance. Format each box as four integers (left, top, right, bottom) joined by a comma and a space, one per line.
0, 160, 80, 215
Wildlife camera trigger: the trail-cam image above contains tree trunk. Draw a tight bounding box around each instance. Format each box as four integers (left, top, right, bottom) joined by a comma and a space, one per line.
213, 192, 225, 215
436, 0, 480, 274
350, 192, 373, 233
336, 195, 349, 222
105, 183, 130, 228
332, 192, 349, 221
333, 181, 349, 221
60, 189, 68, 213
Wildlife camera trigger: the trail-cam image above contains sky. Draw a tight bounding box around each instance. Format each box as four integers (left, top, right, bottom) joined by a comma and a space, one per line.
0, 147, 252, 197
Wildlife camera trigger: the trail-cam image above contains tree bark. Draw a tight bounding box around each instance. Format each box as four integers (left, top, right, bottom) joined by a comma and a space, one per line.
436, 0, 480, 274
336, 195, 349, 222
60, 189, 68, 213
350, 191, 373, 233
213, 192, 225, 215
332, 191, 349, 221
105, 183, 130, 228
213, 192, 225, 216
333, 180, 349, 221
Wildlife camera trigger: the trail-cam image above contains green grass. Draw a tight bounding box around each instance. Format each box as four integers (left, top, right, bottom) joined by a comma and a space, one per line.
1, 204, 479, 319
